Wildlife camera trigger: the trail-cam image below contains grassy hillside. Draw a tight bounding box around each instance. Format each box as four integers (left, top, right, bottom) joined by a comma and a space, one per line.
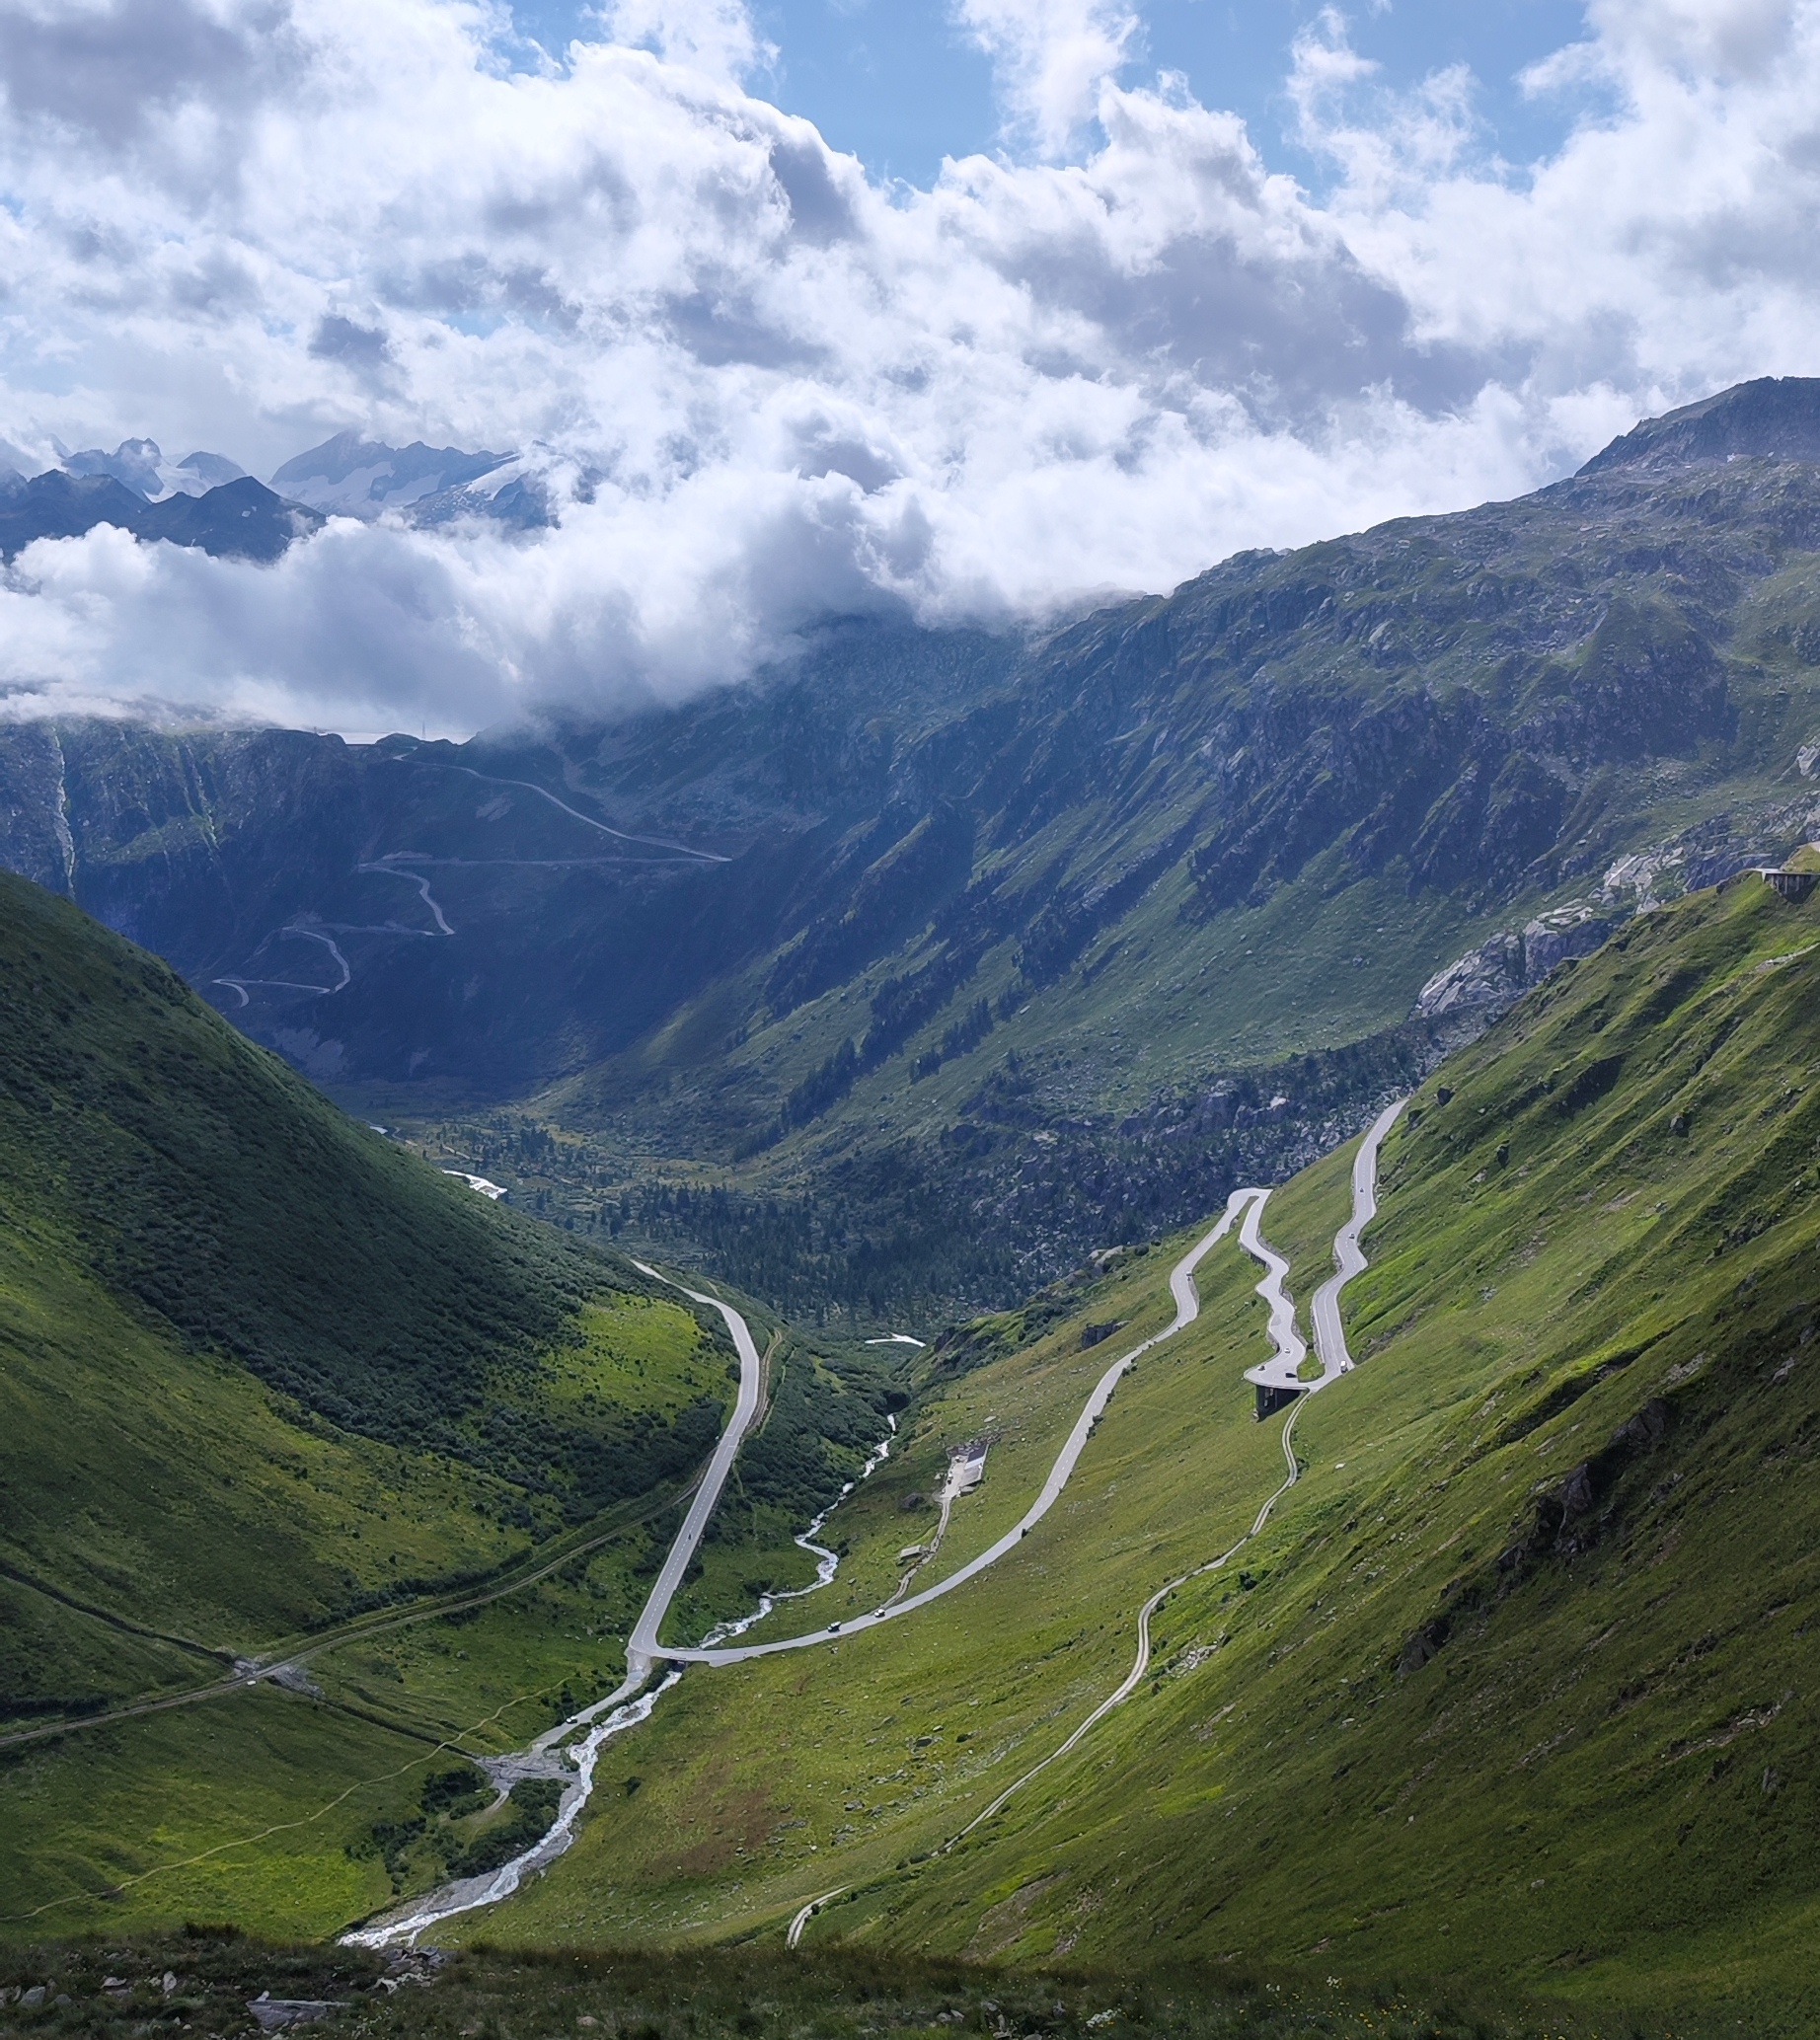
0, 870, 813, 1935
462, 860, 1820, 2021
848, 856, 1820, 2014
0, 868, 747, 1667
4, 865, 624, 1458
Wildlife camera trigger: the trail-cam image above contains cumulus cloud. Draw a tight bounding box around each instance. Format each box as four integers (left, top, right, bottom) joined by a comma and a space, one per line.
597, 0, 772, 84
0, 0, 1817, 733
954, 0, 1139, 156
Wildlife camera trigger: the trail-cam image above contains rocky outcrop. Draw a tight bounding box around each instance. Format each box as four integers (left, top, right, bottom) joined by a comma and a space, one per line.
1412, 932, 1526, 1018
1415, 793, 1820, 1020
1413, 907, 1615, 1020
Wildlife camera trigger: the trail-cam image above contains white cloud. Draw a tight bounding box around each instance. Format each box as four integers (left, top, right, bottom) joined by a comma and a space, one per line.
0, 0, 1818, 734
953, 0, 1139, 156
596, 0, 772, 84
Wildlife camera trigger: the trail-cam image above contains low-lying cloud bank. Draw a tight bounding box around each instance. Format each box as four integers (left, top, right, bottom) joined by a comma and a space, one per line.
0, 0, 1816, 733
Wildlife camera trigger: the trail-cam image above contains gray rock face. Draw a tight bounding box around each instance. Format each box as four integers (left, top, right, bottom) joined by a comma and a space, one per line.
248, 1995, 349, 2030
1414, 795, 1820, 1021
1521, 909, 1617, 980
1580, 375, 1820, 477
1413, 933, 1525, 1017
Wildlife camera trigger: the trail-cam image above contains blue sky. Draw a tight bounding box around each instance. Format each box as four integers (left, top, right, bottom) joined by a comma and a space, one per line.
510, 0, 1595, 185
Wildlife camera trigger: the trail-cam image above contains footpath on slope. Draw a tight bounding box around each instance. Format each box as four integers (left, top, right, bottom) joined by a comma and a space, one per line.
351, 1104, 1403, 1947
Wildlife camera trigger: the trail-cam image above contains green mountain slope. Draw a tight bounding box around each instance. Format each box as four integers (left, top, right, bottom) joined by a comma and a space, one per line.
0, 871, 915, 1939
0, 873, 720, 1930
473, 858, 1820, 2021
0, 867, 740, 1673
854, 856, 1820, 2009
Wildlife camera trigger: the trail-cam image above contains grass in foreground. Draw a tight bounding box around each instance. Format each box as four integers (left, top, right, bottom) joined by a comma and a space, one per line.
0, 1934, 1696, 2040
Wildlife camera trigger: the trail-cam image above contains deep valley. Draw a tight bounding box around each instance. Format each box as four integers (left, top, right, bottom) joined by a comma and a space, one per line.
4, 383, 1820, 2036
6, 380, 1820, 1318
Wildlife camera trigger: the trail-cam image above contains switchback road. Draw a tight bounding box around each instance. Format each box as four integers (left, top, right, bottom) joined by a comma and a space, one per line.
927, 1100, 1405, 1866
669, 1183, 1283, 1668
1309, 1100, 1405, 1382
352, 1104, 1404, 1946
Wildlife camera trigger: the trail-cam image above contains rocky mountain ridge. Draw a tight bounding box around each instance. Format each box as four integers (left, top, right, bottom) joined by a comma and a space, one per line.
0, 467, 320, 563
267, 431, 547, 526
5, 377, 1820, 1310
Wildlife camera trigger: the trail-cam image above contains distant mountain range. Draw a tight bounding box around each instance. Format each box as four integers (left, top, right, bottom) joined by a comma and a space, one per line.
0, 427, 545, 559
3, 378, 1820, 1312
0, 465, 319, 563
61, 437, 249, 497
269, 429, 546, 526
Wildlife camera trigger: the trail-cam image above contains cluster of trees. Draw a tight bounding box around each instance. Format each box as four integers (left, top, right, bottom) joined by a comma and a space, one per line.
613, 1026, 1438, 1321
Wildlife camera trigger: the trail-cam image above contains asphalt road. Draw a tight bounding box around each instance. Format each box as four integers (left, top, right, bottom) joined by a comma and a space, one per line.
355, 1104, 1406, 1947
1235, 1190, 1308, 1397
529, 1262, 767, 1748
671, 1184, 1274, 1669
1309, 1099, 1406, 1383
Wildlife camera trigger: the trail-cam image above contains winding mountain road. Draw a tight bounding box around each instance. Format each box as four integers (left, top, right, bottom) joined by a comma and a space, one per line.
357, 859, 457, 935
435, 763, 729, 864
532, 1263, 768, 1747
1236, 1191, 1308, 1398
347, 1264, 769, 1946
668, 1183, 1276, 1669
938, 1098, 1404, 1856
1310, 1099, 1405, 1382
350, 1103, 1405, 1946
346, 1188, 1280, 1944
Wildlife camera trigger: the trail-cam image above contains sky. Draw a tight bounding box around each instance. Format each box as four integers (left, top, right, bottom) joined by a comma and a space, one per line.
510, 1, 1595, 189
0, 0, 1815, 735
